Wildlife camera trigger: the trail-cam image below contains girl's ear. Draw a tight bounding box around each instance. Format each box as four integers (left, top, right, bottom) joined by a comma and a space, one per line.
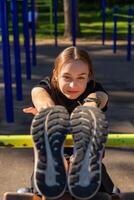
52, 69, 56, 77
53, 69, 57, 80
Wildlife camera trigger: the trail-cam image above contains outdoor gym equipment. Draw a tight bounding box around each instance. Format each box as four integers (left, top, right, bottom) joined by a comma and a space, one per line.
53, 0, 58, 47
0, 0, 14, 122
101, 0, 133, 61
30, 0, 37, 66
11, 0, 22, 101
0, 133, 134, 148
22, 0, 31, 80
0, 0, 37, 122
101, 0, 106, 45
113, 6, 133, 61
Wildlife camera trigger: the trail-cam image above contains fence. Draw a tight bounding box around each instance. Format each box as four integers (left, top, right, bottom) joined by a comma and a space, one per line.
0, 0, 37, 122
101, 0, 134, 61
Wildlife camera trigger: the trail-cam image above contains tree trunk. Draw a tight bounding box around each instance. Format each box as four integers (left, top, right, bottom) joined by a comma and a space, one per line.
63, 0, 81, 39
63, 0, 72, 39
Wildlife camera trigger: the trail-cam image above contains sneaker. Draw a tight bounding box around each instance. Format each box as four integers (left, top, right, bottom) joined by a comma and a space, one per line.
31, 106, 69, 199
111, 186, 121, 200
112, 186, 121, 195
68, 106, 108, 199
3, 192, 41, 200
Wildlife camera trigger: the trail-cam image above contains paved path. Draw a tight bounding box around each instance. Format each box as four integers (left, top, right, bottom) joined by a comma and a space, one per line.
0, 148, 134, 199
0, 40, 134, 199
0, 40, 134, 134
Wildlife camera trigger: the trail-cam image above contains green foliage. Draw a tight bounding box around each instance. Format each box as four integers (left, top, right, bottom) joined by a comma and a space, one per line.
4, 0, 134, 41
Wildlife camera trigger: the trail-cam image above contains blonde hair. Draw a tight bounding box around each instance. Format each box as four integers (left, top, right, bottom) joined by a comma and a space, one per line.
51, 46, 95, 90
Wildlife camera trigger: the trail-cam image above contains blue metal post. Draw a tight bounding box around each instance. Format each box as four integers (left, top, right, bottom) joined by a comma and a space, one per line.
11, 0, 23, 100
71, 0, 76, 46
127, 7, 132, 61
101, 0, 106, 45
113, 6, 118, 54
31, 0, 37, 66
0, 11, 1, 45
0, 0, 14, 122
22, 0, 31, 80
53, 0, 58, 47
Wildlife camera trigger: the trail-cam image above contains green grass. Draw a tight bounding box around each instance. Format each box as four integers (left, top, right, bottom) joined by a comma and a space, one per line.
1, 3, 134, 42
35, 4, 134, 40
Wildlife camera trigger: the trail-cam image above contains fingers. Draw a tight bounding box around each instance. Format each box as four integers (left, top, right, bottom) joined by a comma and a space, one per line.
23, 107, 38, 115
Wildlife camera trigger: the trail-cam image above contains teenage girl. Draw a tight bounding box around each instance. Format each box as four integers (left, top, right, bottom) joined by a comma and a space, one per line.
23, 46, 120, 200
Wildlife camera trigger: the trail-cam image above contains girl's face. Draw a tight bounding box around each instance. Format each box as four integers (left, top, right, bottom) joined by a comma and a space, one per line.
57, 60, 90, 99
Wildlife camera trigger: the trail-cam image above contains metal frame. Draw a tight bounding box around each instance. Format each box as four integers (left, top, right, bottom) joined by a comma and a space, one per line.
0, 134, 134, 148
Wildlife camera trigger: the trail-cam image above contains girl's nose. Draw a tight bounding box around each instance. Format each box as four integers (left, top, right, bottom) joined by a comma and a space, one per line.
69, 81, 77, 88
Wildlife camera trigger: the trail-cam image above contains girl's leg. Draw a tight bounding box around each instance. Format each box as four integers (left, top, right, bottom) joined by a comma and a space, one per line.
100, 163, 114, 193
100, 163, 121, 197
90, 192, 112, 200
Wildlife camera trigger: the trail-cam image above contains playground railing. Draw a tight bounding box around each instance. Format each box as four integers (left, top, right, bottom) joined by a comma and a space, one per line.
0, 133, 134, 148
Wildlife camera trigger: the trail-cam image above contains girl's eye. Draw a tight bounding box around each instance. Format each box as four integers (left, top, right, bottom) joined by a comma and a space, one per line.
63, 76, 70, 80
78, 77, 85, 80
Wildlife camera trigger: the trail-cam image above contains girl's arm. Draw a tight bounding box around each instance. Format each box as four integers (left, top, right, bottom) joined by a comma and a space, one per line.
83, 91, 108, 109
31, 87, 55, 112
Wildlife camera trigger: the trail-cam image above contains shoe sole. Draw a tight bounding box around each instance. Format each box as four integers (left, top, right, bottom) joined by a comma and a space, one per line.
31, 106, 69, 199
68, 106, 108, 200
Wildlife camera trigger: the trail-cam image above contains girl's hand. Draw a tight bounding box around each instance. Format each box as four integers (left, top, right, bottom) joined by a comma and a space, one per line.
84, 92, 108, 109
23, 107, 38, 115
83, 101, 97, 107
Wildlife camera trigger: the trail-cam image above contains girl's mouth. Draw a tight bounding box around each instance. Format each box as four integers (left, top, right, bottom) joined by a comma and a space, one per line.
67, 91, 79, 93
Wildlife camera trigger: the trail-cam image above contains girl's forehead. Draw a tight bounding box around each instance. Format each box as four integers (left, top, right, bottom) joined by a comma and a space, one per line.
60, 60, 89, 73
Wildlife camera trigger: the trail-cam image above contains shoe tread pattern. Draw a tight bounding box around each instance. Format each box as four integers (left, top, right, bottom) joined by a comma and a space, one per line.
68, 106, 108, 199
31, 106, 69, 199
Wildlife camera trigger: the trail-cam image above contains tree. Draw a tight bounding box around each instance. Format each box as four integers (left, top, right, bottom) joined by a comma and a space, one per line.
63, 0, 81, 39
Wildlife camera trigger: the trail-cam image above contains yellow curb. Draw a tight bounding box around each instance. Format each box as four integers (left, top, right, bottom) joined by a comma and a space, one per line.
0, 134, 134, 148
